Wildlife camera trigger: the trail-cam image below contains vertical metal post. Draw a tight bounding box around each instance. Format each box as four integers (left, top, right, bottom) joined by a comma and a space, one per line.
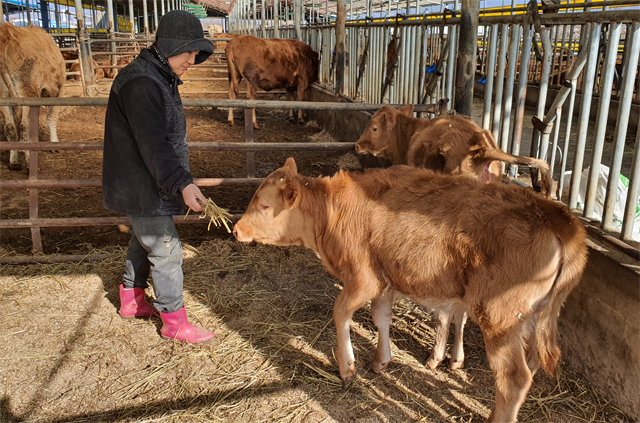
445, 1, 458, 111
54, 0, 61, 31
161, 0, 165, 17
142, 0, 149, 38
128, 0, 135, 34
569, 23, 601, 210
26, 0, 32, 25
75, 0, 96, 94
454, 0, 478, 116
274, 0, 279, 38
499, 24, 519, 153
106, 0, 116, 76
294, 0, 301, 40
492, 24, 507, 139
28, 107, 43, 254
244, 109, 256, 178
621, 121, 640, 241
584, 22, 621, 219
261, 0, 266, 37
482, 23, 498, 130
508, 24, 531, 175
253, 0, 257, 36
605, 22, 640, 238
335, 0, 346, 95
153, 0, 158, 31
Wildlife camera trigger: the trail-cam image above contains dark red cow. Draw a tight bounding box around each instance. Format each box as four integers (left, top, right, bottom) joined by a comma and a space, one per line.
225, 35, 319, 129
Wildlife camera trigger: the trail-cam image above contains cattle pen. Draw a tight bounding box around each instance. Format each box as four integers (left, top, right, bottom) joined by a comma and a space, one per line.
1, 1, 640, 422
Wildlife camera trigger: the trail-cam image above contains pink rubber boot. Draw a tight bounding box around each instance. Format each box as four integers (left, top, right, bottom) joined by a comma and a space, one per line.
118, 284, 158, 318
160, 306, 215, 343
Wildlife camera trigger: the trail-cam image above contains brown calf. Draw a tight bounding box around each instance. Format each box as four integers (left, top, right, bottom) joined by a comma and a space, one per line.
225, 35, 319, 129
234, 158, 587, 423
355, 104, 553, 369
355, 104, 552, 197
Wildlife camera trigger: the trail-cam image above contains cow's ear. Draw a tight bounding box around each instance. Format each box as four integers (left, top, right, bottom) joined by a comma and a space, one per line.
384, 107, 397, 126
398, 104, 414, 116
283, 157, 298, 174
282, 182, 299, 209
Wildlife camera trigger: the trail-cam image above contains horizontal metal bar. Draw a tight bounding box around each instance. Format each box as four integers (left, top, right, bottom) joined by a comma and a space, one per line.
0, 177, 264, 190
0, 142, 357, 152
0, 214, 243, 229
0, 97, 436, 112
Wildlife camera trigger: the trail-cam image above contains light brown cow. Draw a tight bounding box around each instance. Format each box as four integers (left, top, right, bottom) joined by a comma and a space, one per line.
0, 23, 66, 170
225, 35, 319, 129
234, 157, 587, 423
355, 104, 554, 369
355, 104, 553, 197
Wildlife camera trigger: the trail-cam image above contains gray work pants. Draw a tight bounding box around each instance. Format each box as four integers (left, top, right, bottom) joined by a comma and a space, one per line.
123, 215, 184, 313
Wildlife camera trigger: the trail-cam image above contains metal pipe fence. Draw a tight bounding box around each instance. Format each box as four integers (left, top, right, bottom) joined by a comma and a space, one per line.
244, 6, 640, 248
0, 97, 436, 253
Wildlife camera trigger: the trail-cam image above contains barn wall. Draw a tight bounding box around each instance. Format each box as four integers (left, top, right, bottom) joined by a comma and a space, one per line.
559, 241, 640, 421
307, 84, 640, 420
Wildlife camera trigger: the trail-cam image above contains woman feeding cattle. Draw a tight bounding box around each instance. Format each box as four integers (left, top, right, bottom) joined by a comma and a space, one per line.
101, 10, 216, 343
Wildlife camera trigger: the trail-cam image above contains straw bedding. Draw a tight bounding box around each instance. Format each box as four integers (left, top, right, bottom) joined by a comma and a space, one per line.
0, 67, 630, 423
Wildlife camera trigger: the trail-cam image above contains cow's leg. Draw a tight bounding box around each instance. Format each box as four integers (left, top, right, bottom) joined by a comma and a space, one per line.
46, 106, 60, 143
286, 88, 296, 122
0, 105, 20, 169
333, 286, 372, 389
484, 329, 533, 423
17, 105, 31, 166
246, 84, 259, 129
449, 310, 467, 370
227, 74, 240, 126
426, 309, 451, 370
369, 287, 394, 374
296, 84, 306, 122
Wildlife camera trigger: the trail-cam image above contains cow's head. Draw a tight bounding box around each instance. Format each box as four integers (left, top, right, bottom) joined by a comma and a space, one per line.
233, 157, 306, 247
354, 104, 413, 164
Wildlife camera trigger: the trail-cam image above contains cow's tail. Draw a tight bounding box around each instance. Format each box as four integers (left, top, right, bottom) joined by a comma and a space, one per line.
475, 146, 553, 199
531, 211, 587, 376
468, 130, 552, 197
225, 45, 240, 95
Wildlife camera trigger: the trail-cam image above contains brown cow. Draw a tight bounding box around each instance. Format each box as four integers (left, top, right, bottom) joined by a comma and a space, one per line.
234, 158, 587, 423
0, 23, 65, 170
355, 104, 554, 368
61, 50, 105, 81
355, 104, 553, 198
225, 35, 319, 129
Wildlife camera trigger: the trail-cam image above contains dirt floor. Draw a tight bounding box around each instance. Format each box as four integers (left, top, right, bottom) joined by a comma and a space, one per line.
0, 59, 633, 422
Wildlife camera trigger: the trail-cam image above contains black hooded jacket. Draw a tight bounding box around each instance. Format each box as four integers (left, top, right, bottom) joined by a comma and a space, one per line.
102, 46, 192, 216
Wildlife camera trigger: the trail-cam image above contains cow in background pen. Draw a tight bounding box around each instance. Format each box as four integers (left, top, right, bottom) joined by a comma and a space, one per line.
0, 23, 66, 170
225, 35, 319, 129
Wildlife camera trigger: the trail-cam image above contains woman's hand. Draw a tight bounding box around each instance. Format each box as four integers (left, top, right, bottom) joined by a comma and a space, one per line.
182, 183, 207, 212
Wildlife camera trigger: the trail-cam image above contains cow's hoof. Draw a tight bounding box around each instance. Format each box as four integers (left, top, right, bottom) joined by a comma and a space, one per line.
341, 372, 357, 390
370, 359, 388, 374
449, 360, 464, 370
426, 357, 442, 370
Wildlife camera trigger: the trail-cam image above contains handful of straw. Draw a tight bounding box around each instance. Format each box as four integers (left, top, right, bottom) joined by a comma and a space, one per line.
185, 197, 233, 233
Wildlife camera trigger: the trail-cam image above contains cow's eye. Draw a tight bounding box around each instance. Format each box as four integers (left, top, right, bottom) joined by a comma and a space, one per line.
260, 204, 270, 211
372, 126, 378, 132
